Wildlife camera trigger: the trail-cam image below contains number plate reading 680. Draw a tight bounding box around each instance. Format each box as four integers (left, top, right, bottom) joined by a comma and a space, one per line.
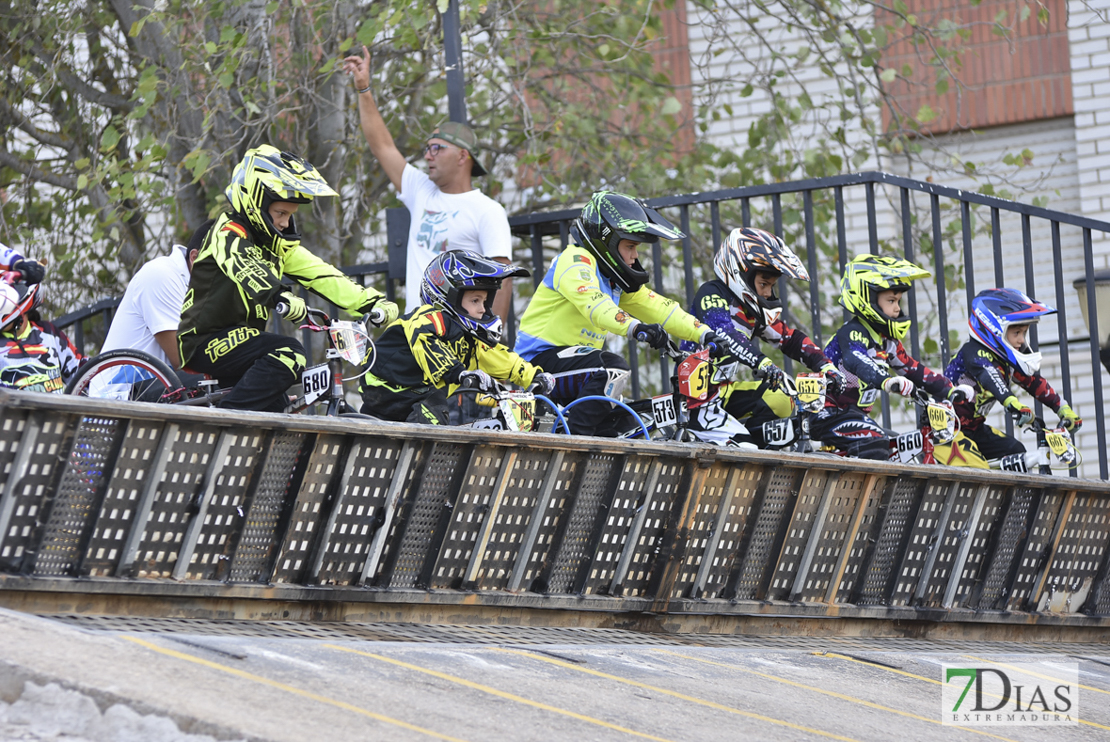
301, 364, 330, 406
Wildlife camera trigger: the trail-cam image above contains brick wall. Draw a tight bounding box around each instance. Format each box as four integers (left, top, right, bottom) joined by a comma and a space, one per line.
1069, 0, 1110, 265
881, 0, 1073, 132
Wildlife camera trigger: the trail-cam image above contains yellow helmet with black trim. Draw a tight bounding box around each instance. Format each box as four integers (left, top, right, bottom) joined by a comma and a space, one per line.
224, 145, 337, 254
838, 254, 930, 340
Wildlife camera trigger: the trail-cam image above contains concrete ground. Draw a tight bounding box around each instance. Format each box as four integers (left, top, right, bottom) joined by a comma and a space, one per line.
0, 609, 1106, 741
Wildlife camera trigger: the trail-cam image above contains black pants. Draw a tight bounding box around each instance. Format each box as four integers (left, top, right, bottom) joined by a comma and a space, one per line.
360, 383, 449, 425
528, 346, 630, 436
962, 422, 1026, 460
185, 327, 305, 413
811, 407, 893, 460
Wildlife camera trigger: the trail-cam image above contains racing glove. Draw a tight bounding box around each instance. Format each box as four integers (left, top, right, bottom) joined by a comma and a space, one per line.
458, 369, 494, 392
1058, 403, 1082, 433
631, 322, 669, 350
365, 299, 399, 327
1002, 395, 1034, 427
947, 384, 975, 405
277, 292, 308, 324
531, 372, 556, 396
12, 259, 45, 285
881, 375, 914, 397
700, 327, 742, 360
819, 362, 846, 396
755, 357, 785, 392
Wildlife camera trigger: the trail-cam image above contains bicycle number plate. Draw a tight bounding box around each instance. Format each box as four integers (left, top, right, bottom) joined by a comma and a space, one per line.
893, 430, 923, 462
652, 394, 677, 428
301, 364, 330, 406
1045, 430, 1075, 461
763, 417, 795, 446
795, 374, 826, 411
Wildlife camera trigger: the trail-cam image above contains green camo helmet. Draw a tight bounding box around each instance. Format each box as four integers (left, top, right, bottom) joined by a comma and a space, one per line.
573, 191, 684, 292
224, 145, 337, 254
838, 254, 930, 340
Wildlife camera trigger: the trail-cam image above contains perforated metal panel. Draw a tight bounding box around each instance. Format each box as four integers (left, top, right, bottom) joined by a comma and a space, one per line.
546, 453, 617, 594
889, 480, 951, 606
857, 477, 925, 606
975, 486, 1038, 610
389, 442, 467, 588
949, 484, 1007, 608
33, 416, 126, 576
1005, 489, 1064, 611
616, 460, 686, 598
766, 470, 828, 600
698, 465, 764, 599
429, 447, 506, 589
471, 450, 553, 590
228, 431, 308, 583
80, 420, 167, 577
835, 475, 885, 603
272, 435, 346, 584
668, 464, 732, 599
0, 410, 29, 487
135, 425, 220, 578
1039, 493, 1110, 612
793, 472, 869, 603
509, 453, 582, 591
731, 466, 801, 600
1090, 567, 1110, 616
0, 413, 72, 572
581, 456, 655, 595
318, 439, 409, 586
917, 482, 979, 607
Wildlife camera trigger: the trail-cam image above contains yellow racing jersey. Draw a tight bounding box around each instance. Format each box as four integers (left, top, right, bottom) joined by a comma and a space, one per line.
362, 305, 542, 394
514, 243, 703, 359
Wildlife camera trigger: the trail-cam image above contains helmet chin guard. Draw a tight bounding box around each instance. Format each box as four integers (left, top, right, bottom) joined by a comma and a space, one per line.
969, 287, 1055, 375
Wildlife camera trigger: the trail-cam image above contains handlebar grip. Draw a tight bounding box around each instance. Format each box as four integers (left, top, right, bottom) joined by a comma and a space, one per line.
458, 375, 480, 390
275, 302, 289, 317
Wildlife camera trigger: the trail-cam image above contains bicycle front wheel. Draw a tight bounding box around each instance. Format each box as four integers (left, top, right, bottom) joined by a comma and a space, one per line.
65, 349, 183, 402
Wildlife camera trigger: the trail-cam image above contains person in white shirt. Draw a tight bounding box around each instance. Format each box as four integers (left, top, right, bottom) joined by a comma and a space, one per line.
342, 46, 514, 320
102, 221, 212, 368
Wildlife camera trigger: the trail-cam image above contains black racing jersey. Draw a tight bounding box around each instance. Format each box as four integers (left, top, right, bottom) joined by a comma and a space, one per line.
362, 305, 541, 393
824, 318, 951, 412
944, 339, 1063, 429
179, 212, 386, 365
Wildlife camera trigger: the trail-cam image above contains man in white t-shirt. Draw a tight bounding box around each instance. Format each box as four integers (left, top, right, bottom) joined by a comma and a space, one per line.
342, 46, 514, 319
102, 222, 211, 368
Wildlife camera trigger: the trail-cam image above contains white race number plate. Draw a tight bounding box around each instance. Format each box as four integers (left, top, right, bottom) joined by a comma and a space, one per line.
301, 364, 330, 406
652, 394, 677, 428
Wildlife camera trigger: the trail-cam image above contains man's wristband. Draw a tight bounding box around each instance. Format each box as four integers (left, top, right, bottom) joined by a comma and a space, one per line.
356, 84, 372, 95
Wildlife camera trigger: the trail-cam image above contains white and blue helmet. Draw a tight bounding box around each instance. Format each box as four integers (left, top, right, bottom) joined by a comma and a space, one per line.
420, 250, 529, 344
969, 288, 1056, 375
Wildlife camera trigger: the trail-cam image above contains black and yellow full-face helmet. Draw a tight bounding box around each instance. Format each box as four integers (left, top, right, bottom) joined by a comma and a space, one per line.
224, 145, 337, 254
573, 191, 684, 292
838, 254, 930, 340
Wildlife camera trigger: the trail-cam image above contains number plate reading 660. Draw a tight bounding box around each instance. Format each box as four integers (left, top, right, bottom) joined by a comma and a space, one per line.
301, 364, 330, 406
652, 394, 677, 427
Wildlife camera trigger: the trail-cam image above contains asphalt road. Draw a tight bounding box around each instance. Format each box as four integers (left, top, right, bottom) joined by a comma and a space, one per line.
0, 610, 1107, 741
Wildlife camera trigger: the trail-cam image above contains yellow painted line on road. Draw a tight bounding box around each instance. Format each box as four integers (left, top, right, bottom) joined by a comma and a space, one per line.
962, 655, 1110, 697
324, 644, 676, 742
814, 651, 1110, 732
656, 649, 1019, 742
123, 636, 467, 742
497, 647, 859, 742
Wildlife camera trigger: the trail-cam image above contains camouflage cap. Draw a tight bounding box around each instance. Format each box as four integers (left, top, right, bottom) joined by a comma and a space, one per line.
430, 121, 488, 177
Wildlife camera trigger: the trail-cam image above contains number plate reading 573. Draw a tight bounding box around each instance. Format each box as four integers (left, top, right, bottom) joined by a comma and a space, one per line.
301, 364, 330, 406
652, 394, 677, 427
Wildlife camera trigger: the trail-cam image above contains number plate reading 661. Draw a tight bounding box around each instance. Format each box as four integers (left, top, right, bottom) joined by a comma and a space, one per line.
301, 364, 330, 406
652, 394, 677, 428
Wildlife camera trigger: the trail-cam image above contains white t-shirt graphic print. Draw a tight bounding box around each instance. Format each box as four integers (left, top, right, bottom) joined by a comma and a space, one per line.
399, 164, 512, 310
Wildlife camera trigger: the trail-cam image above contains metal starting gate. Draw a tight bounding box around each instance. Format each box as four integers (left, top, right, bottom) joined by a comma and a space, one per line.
1, 389, 1108, 630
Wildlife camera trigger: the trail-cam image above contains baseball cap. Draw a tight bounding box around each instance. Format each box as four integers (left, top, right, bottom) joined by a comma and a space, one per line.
430, 121, 488, 177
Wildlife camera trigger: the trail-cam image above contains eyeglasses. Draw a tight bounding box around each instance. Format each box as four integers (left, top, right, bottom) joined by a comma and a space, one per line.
423, 143, 455, 157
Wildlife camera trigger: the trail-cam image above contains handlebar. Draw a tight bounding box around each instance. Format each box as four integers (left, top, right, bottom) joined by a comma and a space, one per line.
0, 270, 23, 285
274, 302, 331, 328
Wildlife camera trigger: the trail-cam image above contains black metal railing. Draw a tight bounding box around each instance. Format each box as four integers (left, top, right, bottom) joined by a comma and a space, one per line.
49, 172, 1109, 479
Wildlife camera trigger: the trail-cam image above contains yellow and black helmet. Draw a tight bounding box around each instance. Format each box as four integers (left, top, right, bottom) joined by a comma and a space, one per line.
224, 145, 337, 254
838, 254, 930, 340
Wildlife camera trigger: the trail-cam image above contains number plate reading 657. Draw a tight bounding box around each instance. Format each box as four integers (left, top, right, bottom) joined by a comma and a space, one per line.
301, 364, 330, 406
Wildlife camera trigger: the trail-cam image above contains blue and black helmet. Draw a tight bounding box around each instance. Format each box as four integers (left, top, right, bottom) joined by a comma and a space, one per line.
969, 288, 1056, 375
420, 250, 529, 344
